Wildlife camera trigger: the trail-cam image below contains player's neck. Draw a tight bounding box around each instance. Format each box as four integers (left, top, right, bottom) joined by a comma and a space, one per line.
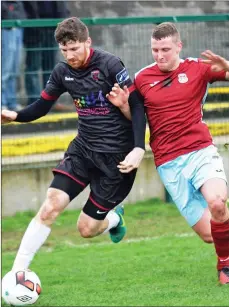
169, 58, 181, 71
82, 48, 93, 68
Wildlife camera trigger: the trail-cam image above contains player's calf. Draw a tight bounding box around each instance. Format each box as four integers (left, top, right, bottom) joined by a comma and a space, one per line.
192, 208, 213, 243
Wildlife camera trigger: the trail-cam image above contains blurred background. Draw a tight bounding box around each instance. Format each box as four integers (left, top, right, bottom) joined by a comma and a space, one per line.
1, 1, 229, 216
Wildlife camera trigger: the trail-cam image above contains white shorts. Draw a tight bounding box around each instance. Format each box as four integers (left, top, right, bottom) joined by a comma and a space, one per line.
157, 145, 227, 226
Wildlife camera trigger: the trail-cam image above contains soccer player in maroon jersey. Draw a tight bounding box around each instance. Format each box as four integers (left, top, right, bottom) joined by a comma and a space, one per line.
107, 22, 229, 285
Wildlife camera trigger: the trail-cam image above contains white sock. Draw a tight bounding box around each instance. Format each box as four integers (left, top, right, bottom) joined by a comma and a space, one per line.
102, 210, 120, 234
12, 218, 51, 271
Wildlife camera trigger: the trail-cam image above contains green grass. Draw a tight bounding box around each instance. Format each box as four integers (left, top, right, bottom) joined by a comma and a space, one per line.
2, 199, 229, 306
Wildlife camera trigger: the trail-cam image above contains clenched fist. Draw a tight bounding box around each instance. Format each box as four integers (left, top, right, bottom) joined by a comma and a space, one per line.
1, 110, 18, 124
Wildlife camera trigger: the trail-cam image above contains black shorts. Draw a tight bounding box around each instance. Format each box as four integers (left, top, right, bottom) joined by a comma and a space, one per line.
50, 139, 137, 220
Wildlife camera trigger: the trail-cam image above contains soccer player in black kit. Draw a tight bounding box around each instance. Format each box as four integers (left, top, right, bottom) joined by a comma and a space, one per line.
1, 17, 146, 272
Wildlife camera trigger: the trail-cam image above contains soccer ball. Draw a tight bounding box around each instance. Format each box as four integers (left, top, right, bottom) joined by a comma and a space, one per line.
2, 270, 41, 306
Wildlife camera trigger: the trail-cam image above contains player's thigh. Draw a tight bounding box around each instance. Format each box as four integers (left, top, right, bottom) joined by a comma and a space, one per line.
191, 146, 228, 209
201, 178, 228, 203
50, 173, 88, 202
37, 173, 88, 221
157, 160, 207, 227
53, 140, 90, 192
37, 186, 70, 220
192, 145, 227, 197
83, 152, 137, 220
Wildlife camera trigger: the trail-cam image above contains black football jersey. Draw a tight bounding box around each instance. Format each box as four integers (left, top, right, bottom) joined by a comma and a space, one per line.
42, 48, 134, 153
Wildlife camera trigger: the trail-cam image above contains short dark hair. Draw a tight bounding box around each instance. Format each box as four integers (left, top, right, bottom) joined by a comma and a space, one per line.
152, 22, 180, 41
55, 17, 89, 45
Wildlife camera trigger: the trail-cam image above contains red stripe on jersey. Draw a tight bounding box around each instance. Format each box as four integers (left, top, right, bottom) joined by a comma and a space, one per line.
41, 90, 59, 101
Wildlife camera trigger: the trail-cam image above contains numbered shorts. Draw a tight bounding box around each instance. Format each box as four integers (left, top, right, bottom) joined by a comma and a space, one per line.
50, 139, 137, 220
157, 145, 227, 227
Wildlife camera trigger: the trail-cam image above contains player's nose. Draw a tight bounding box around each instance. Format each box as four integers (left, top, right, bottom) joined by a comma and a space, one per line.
158, 52, 164, 59
66, 52, 74, 60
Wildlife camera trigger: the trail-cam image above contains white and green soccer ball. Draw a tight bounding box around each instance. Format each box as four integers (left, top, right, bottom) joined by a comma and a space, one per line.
2, 270, 41, 306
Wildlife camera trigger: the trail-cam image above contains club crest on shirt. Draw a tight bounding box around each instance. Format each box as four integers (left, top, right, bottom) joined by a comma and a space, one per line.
178, 73, 188, 83
91, 70, 100, 81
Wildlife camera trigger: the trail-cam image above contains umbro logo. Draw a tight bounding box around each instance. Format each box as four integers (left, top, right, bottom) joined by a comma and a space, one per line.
17, 295, 32, 302
216, 169, 223, 172
65, 76, 74, 81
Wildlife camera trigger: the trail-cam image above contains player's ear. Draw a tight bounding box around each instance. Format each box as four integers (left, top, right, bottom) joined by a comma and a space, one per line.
85, 37, 92, 48
177, 41, 182, 53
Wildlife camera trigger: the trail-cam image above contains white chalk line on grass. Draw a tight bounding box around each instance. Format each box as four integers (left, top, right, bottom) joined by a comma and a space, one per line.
52, 232, 195, 252
3, 233, 195, 255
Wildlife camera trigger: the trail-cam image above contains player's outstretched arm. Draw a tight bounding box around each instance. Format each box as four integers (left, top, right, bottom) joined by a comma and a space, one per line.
201, 50, 229, 80
13, 97, 56, 123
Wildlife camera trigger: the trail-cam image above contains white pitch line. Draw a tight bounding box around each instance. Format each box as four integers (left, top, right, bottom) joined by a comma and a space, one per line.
2, 233, 196, 255
61, 232, 195, 250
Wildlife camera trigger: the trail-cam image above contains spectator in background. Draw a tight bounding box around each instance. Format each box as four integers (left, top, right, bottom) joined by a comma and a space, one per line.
1, 1, 26, 111
22, 1, 69, 105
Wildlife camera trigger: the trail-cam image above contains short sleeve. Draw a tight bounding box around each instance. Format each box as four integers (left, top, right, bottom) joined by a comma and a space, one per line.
199, 59, 227, 84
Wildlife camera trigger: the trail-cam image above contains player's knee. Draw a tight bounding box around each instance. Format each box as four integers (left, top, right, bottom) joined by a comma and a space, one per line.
208, 195, 227, 220
78, 225, 94, 238
39, 190, 64, 223
77, 221, 96, 238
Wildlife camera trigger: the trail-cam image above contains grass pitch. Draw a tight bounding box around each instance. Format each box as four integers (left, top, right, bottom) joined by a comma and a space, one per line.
2, 199, 229, 306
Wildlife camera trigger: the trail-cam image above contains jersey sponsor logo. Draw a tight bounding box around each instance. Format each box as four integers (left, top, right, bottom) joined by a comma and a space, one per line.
74, 90, 109, 109
65, 76, 74, 81
91, 70, 100, 81
116, 68, 129, 84
178, 73, 188, 83
150, 81, 160, 87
